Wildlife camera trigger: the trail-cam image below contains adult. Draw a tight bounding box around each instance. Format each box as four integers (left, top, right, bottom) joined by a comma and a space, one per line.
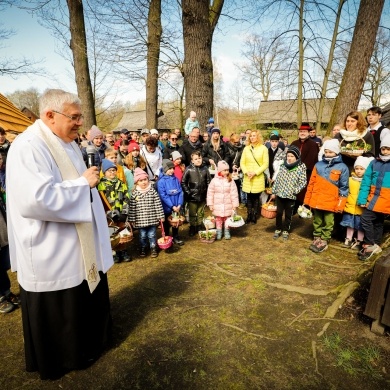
150, 128, 165, 151
226, 133, 245, 203
265, 132, 286, 183
366, 106, 390, 158
202, 127, 231, 168
139, 128, 150, 146
0, 127, 11, 155
6, 89, 113, 380
105, 132, 115, 147
117, 139, 129, 166
334, 110, 375, 170
163, 132, 181, 159
240, 130, 269, 224
307, 124, 323, 146
290, 124, 319, 207
264, 130, 285, 151
81, 125, 107, 168
332, 124, 341, 137
201, 131, 209, 144
178, 129, 203, 166
114, 128, 130, 150
140, 136, 163, 182
173, 128, 184, 146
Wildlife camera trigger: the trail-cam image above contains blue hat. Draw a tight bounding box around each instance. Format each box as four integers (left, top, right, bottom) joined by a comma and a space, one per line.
102, 159, 117, 173
208, 117, 215, 124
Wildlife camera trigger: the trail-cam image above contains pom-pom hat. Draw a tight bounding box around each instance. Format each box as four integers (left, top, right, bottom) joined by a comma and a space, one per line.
134, 167, 148, 183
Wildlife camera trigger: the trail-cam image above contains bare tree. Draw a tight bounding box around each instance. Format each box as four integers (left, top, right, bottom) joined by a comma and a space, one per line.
6, 88, 41, 114
329, 0, 385, 128
181, 0, 224, 129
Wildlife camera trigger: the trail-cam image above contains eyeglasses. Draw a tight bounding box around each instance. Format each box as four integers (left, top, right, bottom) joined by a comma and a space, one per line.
171, 138, 178, 140
52, 110, 84, 122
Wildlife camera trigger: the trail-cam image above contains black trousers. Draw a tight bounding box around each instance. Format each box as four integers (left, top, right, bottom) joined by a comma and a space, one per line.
275, 196, 295, 232
20, 272, 112, 380
247, 192, 260, 216
360, 208, 385, 245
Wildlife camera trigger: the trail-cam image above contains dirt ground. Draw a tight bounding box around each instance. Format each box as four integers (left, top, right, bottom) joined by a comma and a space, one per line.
1, 213, 390, 390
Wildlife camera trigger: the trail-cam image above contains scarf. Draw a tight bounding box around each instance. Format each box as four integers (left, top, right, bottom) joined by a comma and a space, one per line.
379, 154, 390, 162
284, 158, 300, 170
32, 120, 100, 293
339, 129, 368, 142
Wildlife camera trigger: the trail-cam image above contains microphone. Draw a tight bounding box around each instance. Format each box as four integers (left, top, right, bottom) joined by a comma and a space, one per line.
86, 145, 95, 168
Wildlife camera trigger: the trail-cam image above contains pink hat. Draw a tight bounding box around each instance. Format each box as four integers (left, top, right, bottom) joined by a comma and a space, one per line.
88, 125, 103, 141
217, 160, 229, 172
134, 167, 148, 183
128, 143, 140, 152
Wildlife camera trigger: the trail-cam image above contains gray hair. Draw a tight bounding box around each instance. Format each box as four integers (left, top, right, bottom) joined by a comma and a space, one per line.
39, 89, 81, 116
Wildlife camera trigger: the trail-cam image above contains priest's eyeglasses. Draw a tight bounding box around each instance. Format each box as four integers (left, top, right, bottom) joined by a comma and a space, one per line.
53, 110, 84, 122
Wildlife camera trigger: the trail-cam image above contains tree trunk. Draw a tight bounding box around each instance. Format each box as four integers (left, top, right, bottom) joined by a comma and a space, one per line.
67, 0, 96, 131
296, 0, 304, 129
317, 0, 345, 135
329, 0, 385, 129
146, 0, 162, 130
182, 0, 224, 130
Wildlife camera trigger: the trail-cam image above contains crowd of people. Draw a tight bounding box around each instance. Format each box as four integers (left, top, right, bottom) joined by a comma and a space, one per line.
0, 89, 389, 381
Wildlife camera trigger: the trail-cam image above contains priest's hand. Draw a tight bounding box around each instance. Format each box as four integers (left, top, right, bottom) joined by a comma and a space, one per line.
83, 167, 100, 188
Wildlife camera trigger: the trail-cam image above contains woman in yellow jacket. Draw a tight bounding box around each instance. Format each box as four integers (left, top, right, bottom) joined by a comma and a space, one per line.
240, 130, 269, 223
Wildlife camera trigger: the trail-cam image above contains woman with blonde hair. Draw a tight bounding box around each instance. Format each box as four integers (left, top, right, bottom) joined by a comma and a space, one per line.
240, 130, 269, 223
334, 111, 375, 171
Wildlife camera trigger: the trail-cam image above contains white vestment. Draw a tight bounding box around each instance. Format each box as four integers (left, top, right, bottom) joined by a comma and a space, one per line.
6, 120, 113, 292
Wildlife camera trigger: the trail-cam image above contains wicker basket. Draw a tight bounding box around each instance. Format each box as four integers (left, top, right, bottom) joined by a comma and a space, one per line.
110, 234, 120, 249
203, 216, 216, 229
261, 202, 277, 219
339, 138, 367, 158
114, 226, 133, 251
198, 228, 217, 243
168, 214, 185, 227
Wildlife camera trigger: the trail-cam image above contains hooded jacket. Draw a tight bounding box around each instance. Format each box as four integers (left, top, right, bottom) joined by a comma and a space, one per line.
157, 173, 184, 214
207, 175, 239, 217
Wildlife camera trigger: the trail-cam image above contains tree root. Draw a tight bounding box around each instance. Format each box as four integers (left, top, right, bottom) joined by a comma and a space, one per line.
287, 309, 308, 327
312, 340, 322, 375
317, 322, 331, 337
220, 322, 277, 340
315, 261, 359, 269
265, 282, 330, 296
324, 281, 360, 318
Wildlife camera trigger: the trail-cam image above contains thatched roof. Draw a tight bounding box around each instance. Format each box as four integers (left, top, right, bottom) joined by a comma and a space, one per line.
0, 93, 32, 139
381, 102, 390, 127
257, 98, 336, 125
115, 109, 180, 132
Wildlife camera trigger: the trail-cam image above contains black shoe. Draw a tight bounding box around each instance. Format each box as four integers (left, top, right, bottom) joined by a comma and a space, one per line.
189, 226, 196, 237
6, 292, 21, 306
252, 213, 257, 224
173, 237, 184, 246
140, 247, 147, 257
151, 247, 158, 258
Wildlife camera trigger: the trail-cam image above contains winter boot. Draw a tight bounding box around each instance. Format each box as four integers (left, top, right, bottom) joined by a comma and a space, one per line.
140, 246, 147, 258
224, 228, 231, 240
216, 229, 223, 240
251, 211, 257, 224
151, 246, 159, 258
246, 208, 252, 224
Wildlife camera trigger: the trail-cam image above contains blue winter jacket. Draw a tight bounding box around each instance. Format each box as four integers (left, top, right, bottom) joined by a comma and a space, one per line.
357, 158, 390, 214
157, 173, 184, 214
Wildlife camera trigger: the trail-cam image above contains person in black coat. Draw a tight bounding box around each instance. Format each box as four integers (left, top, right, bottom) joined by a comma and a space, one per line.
163, 133, 181, 159
202, 128, 231, 168
178, 130, 203, 166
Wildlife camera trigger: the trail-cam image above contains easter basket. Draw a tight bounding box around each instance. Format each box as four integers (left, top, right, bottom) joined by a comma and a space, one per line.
157, 221, 173, 250
198, 228, 217, 243
168, 212, 186, 227
261, 201, 277, 219
114, 225, 134, 251
340, 138, 370, 158
226, 212, 245, 228
297, 205, 312, 219
203, 215, 216, 229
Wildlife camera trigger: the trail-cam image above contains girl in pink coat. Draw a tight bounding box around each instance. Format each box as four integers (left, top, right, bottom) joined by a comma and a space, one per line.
207, 160, 240, 240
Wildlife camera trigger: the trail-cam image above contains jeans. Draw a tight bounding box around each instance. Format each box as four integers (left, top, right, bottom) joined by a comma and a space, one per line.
139, 225, 157, 248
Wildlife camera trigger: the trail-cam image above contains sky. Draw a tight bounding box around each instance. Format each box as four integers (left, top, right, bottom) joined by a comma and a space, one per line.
0, 5, 243, 105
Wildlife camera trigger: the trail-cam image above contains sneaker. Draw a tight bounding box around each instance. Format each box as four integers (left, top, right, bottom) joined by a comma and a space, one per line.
316, 239, 328, 253
6, 292, 21, 306
309, 237, 321, 253
358, 244, 381, 261
282, 231, 289, 241
343, 238, 353, 248
150, 247, 158, 258
0, 296, 15, 314
273, 230, 281, 240
173, 237, 184, 246
224, 229, 231, 240
123, 254, 132, 262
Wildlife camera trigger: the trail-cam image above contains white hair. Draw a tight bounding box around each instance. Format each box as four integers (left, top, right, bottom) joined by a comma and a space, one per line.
39, 89, 81, 116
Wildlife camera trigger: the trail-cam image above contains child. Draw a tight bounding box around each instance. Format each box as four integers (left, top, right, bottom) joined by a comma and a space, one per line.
129, 168, 165, 258
304, 139, 349, 253
124, 144, 146, 194
171, 150, 185, 182
181, 150, 211, 236
157, 159, 185, 246
98, 159, 131, 263
207, 160, 239, 240
102, 148, 126, 183
340, 156, 374, 249
184, 111, 200, 136
357, 134, 390, 260
270, 145, 307, 240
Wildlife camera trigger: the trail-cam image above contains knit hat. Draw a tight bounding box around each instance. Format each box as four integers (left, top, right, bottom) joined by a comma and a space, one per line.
163, 159, 174, 172
101, 159, 117, 173
208, 117, 215, 124
380, 133, 390, 148
287, 145, 300, 159
211, 127, 220, 135
323, 139, 340, 155
129, 143, 140, 152
299, 123, 312, 131
217, 160, 229, 172
150, 128, 159, 135
88, 125, 103, 141
133, 167, 148, 183
171, 151, 182, 161
354, 156, 374, 170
